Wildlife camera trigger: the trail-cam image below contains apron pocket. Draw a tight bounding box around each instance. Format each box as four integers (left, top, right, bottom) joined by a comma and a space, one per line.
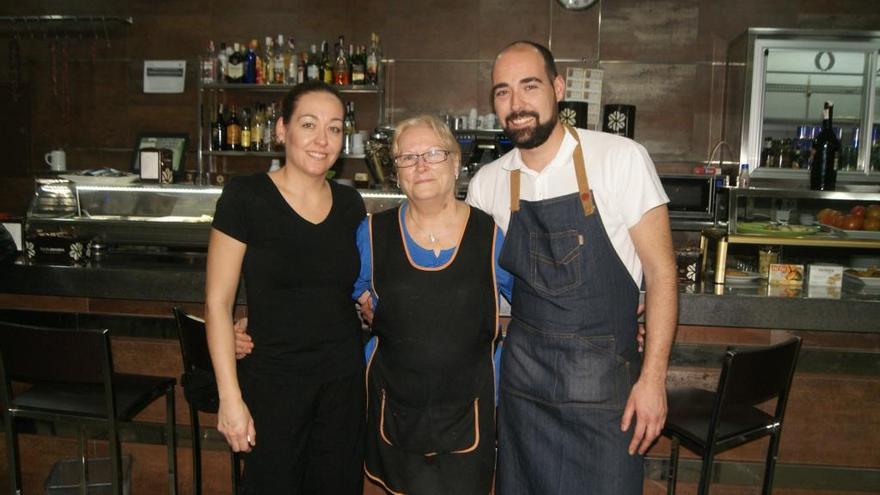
529, 230, 583, 296
503, 325, 630, 409
379, 390, 480, 455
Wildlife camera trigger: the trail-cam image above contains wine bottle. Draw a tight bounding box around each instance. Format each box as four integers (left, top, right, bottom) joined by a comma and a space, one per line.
321, 41, 333, 84
809, 101, 839, 191
306, 44, 320, 82
212, 103, 226, 151
351, 45, 366, 85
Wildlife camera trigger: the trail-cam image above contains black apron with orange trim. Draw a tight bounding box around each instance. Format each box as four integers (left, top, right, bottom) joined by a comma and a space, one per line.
364, 205, 498, 495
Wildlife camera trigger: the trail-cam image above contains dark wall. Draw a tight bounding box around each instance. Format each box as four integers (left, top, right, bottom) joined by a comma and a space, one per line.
1, 0, 878, 214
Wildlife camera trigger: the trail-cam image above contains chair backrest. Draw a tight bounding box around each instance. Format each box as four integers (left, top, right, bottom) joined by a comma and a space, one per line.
172, 307, 220, 413
0, 321, 112, 386
172, 307, 213, 373
716, 337, 802, 419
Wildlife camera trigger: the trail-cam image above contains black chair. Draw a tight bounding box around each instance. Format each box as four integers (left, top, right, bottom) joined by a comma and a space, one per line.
663, 337, 802, 495
173, 307, 241, 495
0, 321, 177, 495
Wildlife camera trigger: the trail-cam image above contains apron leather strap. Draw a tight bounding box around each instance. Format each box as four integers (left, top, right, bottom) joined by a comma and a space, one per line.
509, 168, 521, 213
508, 125, 593, 217
565, 125, 594, 217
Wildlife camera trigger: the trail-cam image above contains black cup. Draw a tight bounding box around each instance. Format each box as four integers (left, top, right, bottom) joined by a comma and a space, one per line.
557, 101, 589, 128
602, 104, 636, 138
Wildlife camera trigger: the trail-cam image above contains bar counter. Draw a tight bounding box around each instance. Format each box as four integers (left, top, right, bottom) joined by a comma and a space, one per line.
1, 255, 879, 494
2, 254, 878, 332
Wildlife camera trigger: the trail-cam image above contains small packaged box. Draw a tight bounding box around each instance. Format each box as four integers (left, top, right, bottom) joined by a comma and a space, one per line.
768, 263, 805, 286
806, 263, 844, 287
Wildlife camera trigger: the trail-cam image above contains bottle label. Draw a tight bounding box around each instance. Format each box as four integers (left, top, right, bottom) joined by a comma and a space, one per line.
228, 62, 244, 79
275, 59, 286, 83
227, 125, 241, 146
307, 65, 319, 81
241, 129, 252, 149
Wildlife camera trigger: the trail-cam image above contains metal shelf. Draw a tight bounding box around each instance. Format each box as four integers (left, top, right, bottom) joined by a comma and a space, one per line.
204, 150, 365, 159
201, 83, 381, 94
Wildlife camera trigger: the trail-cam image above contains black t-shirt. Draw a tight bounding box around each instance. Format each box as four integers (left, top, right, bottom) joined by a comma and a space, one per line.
212, 174, 367, 383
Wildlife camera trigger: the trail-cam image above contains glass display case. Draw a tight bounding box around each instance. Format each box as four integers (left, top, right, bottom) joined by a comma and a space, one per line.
703, 186, 880, 284
26, 179, 223, 249
723, 29, 880, 178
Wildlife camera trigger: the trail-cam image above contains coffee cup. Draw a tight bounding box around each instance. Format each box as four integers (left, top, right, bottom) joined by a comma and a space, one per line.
45, 149, 66, 172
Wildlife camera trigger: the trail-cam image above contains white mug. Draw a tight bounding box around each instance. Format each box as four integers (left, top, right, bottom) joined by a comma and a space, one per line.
45, 149, 66, 172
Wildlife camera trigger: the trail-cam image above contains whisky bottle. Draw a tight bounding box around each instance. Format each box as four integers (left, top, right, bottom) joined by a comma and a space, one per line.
285, 37, 297, 85
366, 33, 381, 85
333, 36, 349, 85
226, 43, 244, 83
240, 108, 252, 151
263, 36, 274, 84
226, 105, 242, 151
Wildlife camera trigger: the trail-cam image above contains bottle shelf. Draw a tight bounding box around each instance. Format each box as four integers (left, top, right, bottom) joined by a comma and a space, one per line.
205, 150, 366, 159
200, 83, 381, 94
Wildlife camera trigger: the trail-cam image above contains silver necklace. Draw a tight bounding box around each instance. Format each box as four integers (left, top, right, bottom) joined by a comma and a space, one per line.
407, 207, 451, 245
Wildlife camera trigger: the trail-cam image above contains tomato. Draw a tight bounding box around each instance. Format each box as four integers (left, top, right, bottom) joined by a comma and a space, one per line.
864, 217, 880, 231
841, 214, 864, 231
833, 212, 846, 228
851, 205, 866, 217
818, 208, 841, 225
866, 204, 880, 220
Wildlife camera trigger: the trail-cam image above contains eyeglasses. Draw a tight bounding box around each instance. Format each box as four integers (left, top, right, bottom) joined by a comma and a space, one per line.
393, 149, 452, 168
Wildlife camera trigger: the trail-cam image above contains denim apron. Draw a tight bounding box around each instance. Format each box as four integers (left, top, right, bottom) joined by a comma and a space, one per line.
497, 126, 643, 494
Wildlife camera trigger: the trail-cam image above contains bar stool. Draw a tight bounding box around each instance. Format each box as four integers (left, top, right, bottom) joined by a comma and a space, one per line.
172, 307, 241, 495
0, 321, 177, 495
663, 337, 802, 495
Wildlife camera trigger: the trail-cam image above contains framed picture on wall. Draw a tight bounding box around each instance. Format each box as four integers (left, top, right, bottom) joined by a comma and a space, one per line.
130, 133, 188, 180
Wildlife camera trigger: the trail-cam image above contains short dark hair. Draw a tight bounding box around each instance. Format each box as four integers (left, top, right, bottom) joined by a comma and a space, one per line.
280, 80, 344, 124
496, 40, 559, 82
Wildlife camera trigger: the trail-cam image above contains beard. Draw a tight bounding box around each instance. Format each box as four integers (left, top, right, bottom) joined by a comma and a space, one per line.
503, 109, 558, 149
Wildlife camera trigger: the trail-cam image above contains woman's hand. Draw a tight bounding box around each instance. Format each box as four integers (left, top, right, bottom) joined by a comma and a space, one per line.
218, 397, 256, 453
356, 290, 374, 326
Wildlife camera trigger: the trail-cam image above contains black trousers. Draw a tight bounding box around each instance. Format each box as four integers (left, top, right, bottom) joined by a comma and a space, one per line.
239, 370, 365, 495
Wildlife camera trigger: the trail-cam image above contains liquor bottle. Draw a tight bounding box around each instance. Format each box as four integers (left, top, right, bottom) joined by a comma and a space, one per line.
240, 108, 252, 151
759, 137, 773, 168
226, 43, 244, 83
252, 104, 264, 151
343, 101, 356, 154
275, 35, 288, 84
285, 37, 298, 85
306, 44, 320, 81
201, 41, 218, 84
333, 36, 350, 85
226, 105, 242, 151
212, 103, 226, 151
809, 101, 839, 191
263, 103, 276, 150
351, 45, 366, 85
263, 37, 274, 84
321, 41, 333, 84
244, 39, 258, 84
217, 42, 228, 81
296, 51, 305, 83
366, 33, 381, 85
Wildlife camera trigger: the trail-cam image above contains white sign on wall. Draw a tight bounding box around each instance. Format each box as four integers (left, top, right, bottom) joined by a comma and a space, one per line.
143, 60, 186, 93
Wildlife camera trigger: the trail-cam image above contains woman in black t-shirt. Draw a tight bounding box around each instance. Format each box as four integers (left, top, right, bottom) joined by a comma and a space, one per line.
206, 81, 366, 494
